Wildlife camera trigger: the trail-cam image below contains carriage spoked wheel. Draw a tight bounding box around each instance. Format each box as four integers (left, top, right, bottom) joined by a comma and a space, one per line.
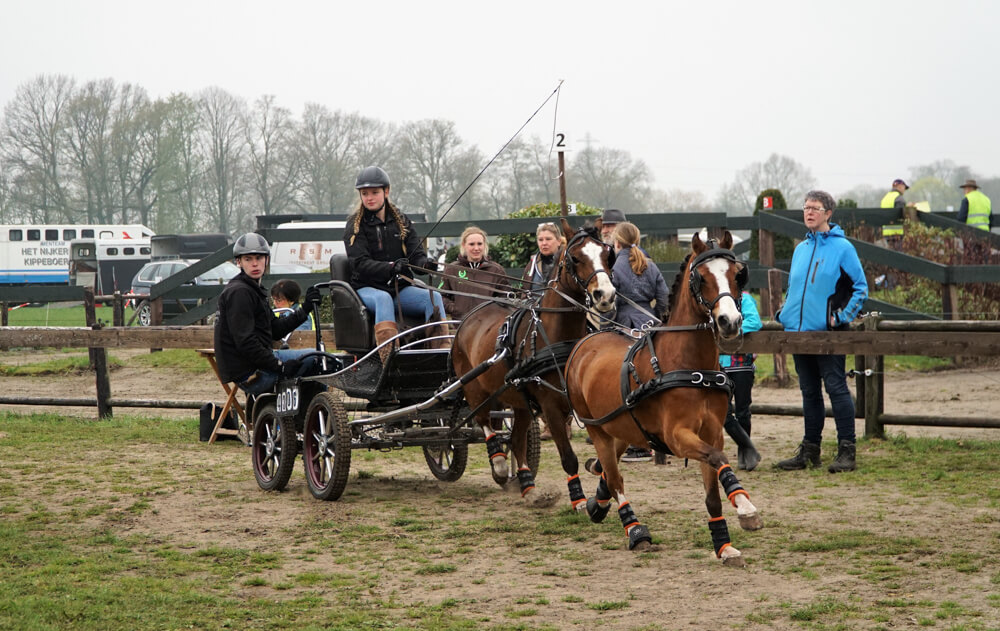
302, 392, 352, 501
422, 408, 469, 482
493, 409, 541, 485
251, 403, 297, 492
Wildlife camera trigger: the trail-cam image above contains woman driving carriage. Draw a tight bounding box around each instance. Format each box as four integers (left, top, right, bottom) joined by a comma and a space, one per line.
343, 166, 449, 360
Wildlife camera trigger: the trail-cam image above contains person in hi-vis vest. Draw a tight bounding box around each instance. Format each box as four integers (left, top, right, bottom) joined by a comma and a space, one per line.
958, 179, 992, 231
879, 178, 908, 241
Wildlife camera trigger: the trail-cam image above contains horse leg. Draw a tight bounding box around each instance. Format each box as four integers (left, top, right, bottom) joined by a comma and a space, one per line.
510, 406, 535, 497
468, 398, 507, 485
670, 424, 762, 529
587, 453, 652, 551
540, 401, 586, 511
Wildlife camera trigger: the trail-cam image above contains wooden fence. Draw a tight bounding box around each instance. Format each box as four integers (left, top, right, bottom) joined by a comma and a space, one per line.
1, 317, 998, 438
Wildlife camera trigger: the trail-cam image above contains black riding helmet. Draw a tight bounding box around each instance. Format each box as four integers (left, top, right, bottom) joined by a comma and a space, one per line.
355, 166, 390, 190
233, 232, 270, 257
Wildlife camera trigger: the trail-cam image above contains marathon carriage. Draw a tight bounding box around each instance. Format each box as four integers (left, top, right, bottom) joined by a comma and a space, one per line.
249, 254, 539, 501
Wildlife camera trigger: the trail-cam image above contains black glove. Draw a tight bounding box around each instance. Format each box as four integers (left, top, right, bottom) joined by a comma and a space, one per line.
281, 358, 301, 378
391, 258, 409, 276
304, 286, 321, 311
422, 258, 438, 273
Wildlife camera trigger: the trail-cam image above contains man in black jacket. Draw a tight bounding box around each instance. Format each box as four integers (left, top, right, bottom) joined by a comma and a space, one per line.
214, 232, 322, 395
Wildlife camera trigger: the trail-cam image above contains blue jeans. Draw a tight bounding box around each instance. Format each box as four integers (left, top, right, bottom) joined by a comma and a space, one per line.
238, 348, 321, 396
792, 354, 856, 444
357, 285, 446, 325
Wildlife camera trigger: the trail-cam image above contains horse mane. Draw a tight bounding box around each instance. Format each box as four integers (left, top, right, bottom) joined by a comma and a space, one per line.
667, 252, 693, 314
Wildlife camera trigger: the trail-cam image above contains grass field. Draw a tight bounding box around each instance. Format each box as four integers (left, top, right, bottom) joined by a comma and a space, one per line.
1, 409, 998, 630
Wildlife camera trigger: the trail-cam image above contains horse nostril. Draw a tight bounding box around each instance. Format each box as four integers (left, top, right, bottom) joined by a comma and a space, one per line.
593, 289, 604, 301
718, 314, 730, 328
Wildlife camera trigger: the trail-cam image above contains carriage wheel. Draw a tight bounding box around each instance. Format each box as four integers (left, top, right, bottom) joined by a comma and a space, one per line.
251, 403, 297, 492
302, 392, 352, 501
423, 441, 468, 482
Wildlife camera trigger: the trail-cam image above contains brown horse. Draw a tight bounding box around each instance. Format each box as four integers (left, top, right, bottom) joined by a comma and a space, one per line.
452, 217, 615, 506
564, 232, 762, 564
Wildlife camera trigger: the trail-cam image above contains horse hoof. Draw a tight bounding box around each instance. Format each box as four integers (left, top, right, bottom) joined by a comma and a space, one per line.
722, 554, 746, 568
572, 499, 588, 512
631, 540, 654, 552
584, 458, 600, 475
738, 512, 763, 531
490, 459, 509, 484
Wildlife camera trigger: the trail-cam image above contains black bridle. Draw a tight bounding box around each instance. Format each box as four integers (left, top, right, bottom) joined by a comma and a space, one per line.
557, 227, 613, 304
687, 245, 747, 316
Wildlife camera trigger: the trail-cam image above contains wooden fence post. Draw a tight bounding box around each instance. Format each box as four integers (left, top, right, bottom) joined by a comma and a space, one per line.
83, 288, 113, 419
112, 292, 124, 327
1, 301, 7, 326
862, 313, 884, 439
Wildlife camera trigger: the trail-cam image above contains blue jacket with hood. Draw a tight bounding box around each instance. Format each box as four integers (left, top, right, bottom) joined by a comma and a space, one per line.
777, 223, 868, 332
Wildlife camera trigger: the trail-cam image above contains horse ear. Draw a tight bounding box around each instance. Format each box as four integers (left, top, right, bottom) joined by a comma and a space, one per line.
721, 231, 734, 250
691, 232, 706, 254
560, 217, 574, 239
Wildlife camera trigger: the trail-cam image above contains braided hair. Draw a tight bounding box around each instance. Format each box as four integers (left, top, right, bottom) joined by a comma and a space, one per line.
347, 197, 410, 255
612, 222, 647, 275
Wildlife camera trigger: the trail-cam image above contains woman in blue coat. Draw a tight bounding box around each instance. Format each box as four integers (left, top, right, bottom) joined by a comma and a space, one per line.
776, 190, 868, 473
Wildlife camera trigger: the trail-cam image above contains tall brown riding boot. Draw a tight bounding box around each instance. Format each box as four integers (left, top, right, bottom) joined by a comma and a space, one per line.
373, 321, 399, 364
428, 321, 452, 350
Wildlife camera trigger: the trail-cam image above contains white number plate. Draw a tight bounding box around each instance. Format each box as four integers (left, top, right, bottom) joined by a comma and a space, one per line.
276, 386, 300, 414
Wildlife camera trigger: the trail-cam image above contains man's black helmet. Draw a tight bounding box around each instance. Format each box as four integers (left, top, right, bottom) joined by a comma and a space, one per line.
233, 232, 270, 257
355, 166, 390, 189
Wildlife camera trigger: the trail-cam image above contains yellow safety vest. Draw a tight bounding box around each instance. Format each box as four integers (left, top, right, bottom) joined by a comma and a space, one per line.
965, 190, 991, 231
880, 191, 904, 236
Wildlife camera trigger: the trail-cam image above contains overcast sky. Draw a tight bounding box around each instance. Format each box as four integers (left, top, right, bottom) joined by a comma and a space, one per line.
2, 0, 998, 203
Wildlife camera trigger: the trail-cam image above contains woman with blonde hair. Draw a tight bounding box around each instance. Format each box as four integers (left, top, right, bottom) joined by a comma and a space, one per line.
438, 226, 511, 320
611, 221, 669, 329
521, 221, 566, 296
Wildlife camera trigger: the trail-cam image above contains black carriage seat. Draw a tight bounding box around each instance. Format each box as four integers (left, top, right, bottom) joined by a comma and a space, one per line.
328, 254, 426, 355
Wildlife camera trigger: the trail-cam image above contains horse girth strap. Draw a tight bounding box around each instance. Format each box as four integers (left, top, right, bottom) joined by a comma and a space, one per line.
504, 339, 578, 384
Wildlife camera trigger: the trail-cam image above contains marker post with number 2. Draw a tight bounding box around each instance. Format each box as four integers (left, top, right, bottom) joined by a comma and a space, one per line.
556, 132, 569, 217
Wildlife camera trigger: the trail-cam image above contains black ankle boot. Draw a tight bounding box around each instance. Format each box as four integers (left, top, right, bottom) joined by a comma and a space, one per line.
828, 440, 856, 473
724, 418, 761, 471
775, 441, 821, 471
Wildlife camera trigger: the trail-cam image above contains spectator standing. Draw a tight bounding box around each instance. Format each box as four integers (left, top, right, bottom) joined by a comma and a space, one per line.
879, 178, 908, 245
600, 208, 627, 245
957, 179, 992, 231
609, 221, 669, 463
438, 226, 511, 320
720, 292, 762, 471
775, 191, 868, 473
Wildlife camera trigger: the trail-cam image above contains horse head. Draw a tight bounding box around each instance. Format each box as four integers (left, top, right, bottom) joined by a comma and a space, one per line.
557, 217, 616, 314
687, 231, 745, 340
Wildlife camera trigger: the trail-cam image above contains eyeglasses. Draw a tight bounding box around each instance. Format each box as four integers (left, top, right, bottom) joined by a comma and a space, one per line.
802, 206, 827, 213
537, 221, 559, 228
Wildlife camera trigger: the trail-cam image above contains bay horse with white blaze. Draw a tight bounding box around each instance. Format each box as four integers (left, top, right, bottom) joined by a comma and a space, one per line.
564, 232, 763, 564
452, 218, 615, 506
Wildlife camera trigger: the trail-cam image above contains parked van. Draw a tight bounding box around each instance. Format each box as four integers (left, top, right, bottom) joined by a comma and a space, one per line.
69, 238, 152, 295
270, 221, 346, 272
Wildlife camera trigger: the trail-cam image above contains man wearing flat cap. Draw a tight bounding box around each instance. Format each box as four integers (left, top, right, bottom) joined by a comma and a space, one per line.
957, 179, 992, 231
879, 179, 909, 245
600, 208, 627, 245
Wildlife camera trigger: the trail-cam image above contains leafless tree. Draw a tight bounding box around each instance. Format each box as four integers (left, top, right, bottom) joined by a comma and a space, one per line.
155, 93, 204, 232
570, 145, 652, 211
648, 188, 711, 213
723, 153, 816, 213
66, 78, 117, 224
198, 87, 247, 234
0, 74, 76, 222
395, 119, 473, 221
245, 95, 301, 217
296, 104, 357, 215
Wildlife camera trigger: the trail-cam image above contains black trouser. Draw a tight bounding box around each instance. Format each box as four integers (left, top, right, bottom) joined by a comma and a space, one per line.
725, 369, 754, 435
